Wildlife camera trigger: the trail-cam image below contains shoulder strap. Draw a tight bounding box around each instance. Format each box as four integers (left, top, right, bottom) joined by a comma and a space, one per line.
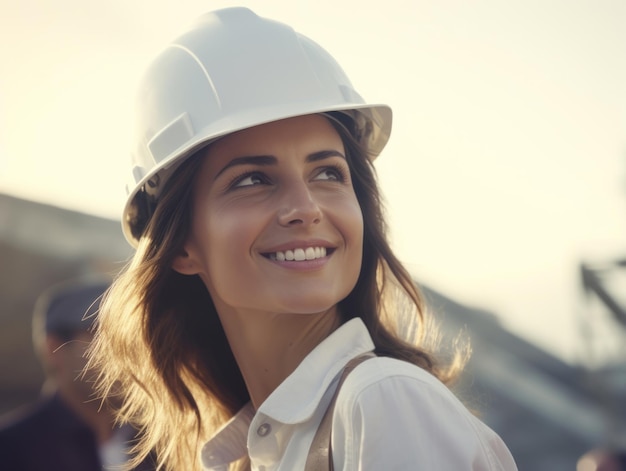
304, 352, 376, 471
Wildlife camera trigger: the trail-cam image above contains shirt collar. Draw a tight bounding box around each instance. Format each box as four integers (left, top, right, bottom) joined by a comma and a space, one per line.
258, 317, 374, 424
201, 317, 374, 469
201, 404, 255, 467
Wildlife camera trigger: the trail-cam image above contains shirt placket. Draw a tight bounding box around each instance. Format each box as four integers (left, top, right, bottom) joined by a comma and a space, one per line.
249, 414, 283, 471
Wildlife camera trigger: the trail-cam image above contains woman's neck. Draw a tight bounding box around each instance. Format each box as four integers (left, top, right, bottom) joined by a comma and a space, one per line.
215, 305, 341, 409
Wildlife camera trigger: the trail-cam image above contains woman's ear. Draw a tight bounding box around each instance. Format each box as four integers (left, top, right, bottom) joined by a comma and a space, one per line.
172, 247, 202, 275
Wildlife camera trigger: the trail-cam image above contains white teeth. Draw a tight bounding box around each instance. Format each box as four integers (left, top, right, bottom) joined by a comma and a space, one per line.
270, 246, 328, 261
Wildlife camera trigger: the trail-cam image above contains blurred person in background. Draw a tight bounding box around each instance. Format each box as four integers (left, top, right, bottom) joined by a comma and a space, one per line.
0, 276, 155, 471
578, 447, 626, 471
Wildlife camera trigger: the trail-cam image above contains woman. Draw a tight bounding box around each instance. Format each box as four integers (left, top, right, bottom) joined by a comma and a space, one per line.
89, 7, 517, 471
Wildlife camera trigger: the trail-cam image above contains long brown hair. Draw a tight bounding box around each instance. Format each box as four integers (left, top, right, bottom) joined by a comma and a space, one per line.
88, 112, 467, 471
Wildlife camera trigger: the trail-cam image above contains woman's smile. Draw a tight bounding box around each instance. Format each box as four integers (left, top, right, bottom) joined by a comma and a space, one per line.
261, 245, 336, 271
261, 239, 335, 263
266, 247, 328, 262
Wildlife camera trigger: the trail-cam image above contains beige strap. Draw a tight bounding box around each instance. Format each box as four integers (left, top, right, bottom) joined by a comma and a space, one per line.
304, 353, 376, 471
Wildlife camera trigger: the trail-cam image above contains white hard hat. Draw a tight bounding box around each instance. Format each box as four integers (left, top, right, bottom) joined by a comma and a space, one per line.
123, 7, 392, 247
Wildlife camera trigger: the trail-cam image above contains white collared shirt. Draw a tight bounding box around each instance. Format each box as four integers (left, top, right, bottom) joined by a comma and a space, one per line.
201, 318, 517, 471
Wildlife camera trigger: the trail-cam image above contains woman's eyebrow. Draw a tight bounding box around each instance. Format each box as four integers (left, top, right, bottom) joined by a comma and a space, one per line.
214, 150, 346, 180
306, 150, 346, 162
214, 155, 276, 179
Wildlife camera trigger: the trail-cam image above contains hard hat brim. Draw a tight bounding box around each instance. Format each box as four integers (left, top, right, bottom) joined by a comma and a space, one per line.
121, 103, 391, 247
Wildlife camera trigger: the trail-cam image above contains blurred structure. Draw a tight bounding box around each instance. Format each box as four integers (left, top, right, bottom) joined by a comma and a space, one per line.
423, 287, 612, 470
577, 259, 626, 463
0, 191, 623, 470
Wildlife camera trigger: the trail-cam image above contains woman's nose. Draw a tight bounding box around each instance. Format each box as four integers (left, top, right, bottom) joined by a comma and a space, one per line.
277, 182, 322, 227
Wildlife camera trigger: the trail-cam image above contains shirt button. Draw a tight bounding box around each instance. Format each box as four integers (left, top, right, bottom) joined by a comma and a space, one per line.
256, 423, 271, 437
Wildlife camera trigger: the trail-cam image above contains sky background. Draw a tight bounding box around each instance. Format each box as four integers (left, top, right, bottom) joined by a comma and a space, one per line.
1, 0, 625, 365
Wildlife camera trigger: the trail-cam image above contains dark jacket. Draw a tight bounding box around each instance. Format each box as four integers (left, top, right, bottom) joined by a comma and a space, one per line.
0, 393, 156, 471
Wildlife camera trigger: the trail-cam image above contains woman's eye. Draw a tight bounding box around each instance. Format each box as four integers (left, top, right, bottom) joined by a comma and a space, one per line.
233, 173, 266, 188
314, 167, 344, 181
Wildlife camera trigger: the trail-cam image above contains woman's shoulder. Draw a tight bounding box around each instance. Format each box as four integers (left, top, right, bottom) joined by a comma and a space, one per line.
334, 356, 498, 449
339, 355, 454, 401
334, 355, 473, 425
331, 356, 518, 470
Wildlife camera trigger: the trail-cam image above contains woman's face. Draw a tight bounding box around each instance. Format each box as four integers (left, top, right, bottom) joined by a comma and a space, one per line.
180, 114, 363, 316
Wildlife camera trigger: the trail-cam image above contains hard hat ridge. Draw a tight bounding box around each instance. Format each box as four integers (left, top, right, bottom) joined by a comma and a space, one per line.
123, 7, 392, 247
